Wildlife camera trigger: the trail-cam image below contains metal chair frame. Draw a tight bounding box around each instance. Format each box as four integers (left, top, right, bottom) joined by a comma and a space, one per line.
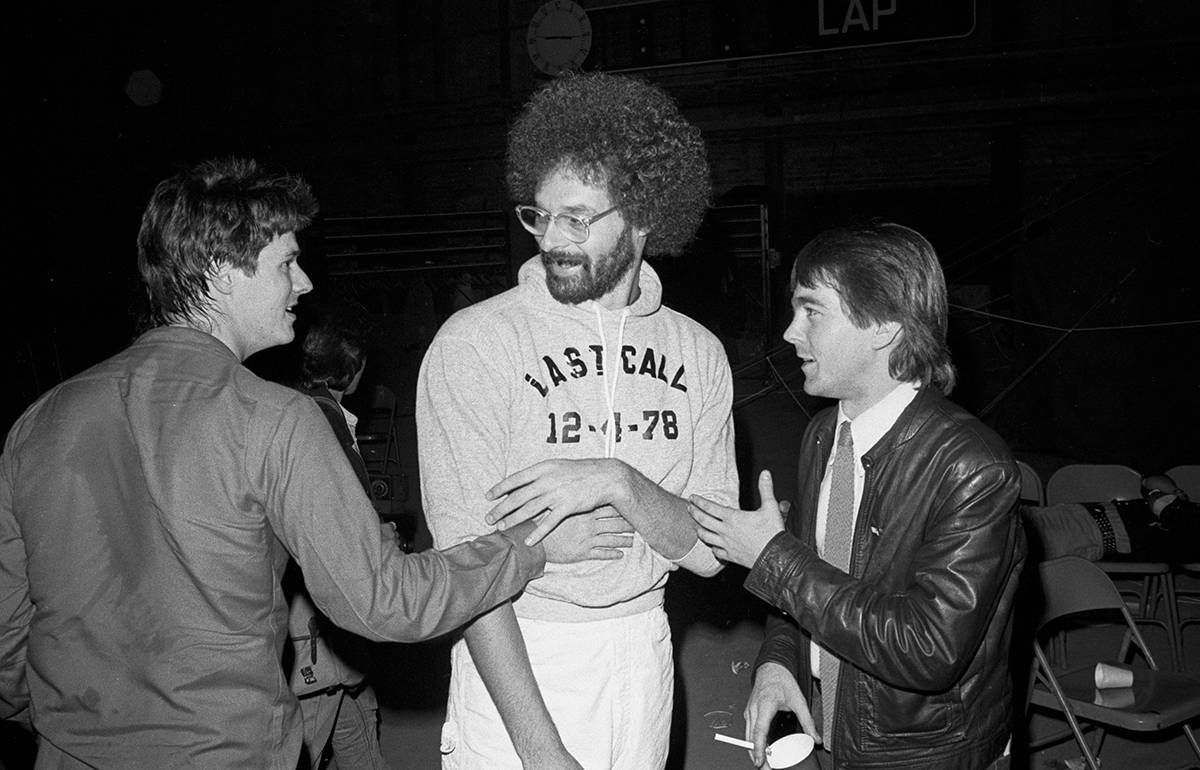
1046, 463, 1183, 670
1027, 556, 1200, 770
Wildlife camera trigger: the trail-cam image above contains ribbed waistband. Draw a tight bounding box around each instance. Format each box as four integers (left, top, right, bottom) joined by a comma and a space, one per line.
514, 586, 664, 622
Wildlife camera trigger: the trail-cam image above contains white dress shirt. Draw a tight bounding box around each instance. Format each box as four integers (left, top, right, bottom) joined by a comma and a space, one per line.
811, 382, 920, 679
339, 403, 360, 453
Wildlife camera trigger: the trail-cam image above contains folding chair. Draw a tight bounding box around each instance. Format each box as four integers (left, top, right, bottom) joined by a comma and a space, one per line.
356, 385, 404, 516
1018, 460, 1070, 664
1045, 464, 1142, 507
356, 385, 400, 479
1016, 459, 1046, 506
1165, 465, 1200, 659
1027, 556, 1200, 770
1167, 465, 1200, 501
1046, 463, 1182, 670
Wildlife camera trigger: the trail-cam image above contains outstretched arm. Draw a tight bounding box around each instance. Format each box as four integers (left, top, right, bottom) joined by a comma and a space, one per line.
463, 603, 581, 768
264, 402, 547, 642
743, 459, 1022, 691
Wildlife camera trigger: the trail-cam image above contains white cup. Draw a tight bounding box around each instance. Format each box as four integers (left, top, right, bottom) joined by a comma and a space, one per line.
1094, 662, 1134, 689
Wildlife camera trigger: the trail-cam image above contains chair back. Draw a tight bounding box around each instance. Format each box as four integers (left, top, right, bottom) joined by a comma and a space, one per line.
368, 383, 397, 414
1045, 463, 1141, 505
1037, 556, 1131, 630
356, 385, 399, 469
1167, 464, 1200, 500
1016, 460, 1045, 506
1036, 555, 1158, 672
1026, 561, 1200, 768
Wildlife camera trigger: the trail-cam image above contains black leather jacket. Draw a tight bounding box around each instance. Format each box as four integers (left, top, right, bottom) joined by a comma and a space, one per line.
747, 387, 1025, 769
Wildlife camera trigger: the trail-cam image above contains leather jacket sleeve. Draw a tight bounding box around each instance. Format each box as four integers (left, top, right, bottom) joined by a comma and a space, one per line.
747, 455, 1022, 692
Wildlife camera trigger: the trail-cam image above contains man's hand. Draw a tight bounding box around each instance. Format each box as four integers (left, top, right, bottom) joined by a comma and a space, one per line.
485, 459, 627, 545
541, 510, 635, 564
689, 470, 786, 569
745, 662, 818, 767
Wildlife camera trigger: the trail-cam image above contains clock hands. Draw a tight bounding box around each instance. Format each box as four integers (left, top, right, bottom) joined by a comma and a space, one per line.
528, 0, 592, 75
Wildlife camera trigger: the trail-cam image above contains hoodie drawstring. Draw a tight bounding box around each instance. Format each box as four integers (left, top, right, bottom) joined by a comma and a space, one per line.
593, 306, 630, 458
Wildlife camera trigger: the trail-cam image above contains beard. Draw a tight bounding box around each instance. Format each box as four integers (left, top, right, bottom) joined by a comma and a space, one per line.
541, 226, 637, 305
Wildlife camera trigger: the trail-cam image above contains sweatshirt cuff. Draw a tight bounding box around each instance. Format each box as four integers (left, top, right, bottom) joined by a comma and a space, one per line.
669, 538, 724, 577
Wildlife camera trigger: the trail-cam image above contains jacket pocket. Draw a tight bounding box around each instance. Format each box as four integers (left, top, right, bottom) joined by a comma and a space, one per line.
858, 675, 967, 750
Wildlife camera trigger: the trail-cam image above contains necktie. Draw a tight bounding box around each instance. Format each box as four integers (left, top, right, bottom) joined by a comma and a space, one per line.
821, 420, 855, 751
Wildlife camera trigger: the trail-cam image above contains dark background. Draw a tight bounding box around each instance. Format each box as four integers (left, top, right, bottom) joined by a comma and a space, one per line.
4, 3, 1199, 767
8, 0, 1199, 513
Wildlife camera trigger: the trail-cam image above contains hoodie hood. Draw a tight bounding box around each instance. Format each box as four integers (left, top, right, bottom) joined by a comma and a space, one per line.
417, 252, 739, 618
516, 254, 666, 457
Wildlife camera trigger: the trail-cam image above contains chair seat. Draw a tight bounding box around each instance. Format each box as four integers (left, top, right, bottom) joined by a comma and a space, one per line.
1031, 661, 1200, 731
1096, 561, 1169, 575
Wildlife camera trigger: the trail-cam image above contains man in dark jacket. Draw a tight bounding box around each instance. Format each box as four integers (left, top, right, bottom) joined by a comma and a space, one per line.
691, 222, 1025, 769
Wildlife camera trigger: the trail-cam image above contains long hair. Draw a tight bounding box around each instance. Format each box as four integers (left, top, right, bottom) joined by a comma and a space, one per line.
791, 221, 957, 394
137, 157, 318, 329
506, 72, 710, 256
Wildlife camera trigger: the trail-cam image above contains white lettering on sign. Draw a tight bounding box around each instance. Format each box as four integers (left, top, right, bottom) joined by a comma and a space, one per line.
818, 0, 898, 35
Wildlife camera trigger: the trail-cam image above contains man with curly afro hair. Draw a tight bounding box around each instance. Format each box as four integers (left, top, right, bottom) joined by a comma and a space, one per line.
417, 72, 739, 768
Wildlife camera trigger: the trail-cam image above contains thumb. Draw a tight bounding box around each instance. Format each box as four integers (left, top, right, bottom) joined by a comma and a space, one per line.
757, 469, 778, 510
790, 696, 819, 742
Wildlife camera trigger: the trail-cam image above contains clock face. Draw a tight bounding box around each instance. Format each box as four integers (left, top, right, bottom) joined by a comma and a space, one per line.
527, 0, 592, 76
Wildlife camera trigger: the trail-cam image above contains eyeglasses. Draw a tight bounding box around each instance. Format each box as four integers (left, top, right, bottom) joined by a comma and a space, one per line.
514, 204, 619, 244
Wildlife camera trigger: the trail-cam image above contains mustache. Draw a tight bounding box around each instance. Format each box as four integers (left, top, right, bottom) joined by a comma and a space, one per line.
541, 250, 586, 266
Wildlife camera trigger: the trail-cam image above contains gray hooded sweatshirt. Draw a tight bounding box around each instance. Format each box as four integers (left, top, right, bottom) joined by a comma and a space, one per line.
417, 256, 738, 620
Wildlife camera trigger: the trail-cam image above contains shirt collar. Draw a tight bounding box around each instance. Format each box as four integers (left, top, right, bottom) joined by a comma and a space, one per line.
837, 382, 920, 456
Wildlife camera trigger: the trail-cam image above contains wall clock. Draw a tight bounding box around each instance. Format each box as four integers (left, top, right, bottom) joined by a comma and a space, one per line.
526, 0, 592, 76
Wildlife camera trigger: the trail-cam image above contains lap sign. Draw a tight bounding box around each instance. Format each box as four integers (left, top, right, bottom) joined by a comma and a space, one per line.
819, 0, 897, 35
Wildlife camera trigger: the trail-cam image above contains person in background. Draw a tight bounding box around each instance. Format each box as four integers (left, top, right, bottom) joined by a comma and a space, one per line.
0, 157, 549, 768
1141, 472, 1192, 516
417, 72, 739, 768
1023, 469, 1200, 563
691, 222, 1025, 769
287, 304, 389, 769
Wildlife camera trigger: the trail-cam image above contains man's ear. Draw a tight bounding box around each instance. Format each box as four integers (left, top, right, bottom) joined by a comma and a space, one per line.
873, 320, 902, 351
210, 263, 236, 296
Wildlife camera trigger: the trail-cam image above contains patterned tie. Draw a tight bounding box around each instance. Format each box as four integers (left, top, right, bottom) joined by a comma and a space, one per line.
821, 420, 855, 751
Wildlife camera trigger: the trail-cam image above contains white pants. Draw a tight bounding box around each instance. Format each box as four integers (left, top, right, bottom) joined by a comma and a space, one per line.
440, 606, 673, 769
